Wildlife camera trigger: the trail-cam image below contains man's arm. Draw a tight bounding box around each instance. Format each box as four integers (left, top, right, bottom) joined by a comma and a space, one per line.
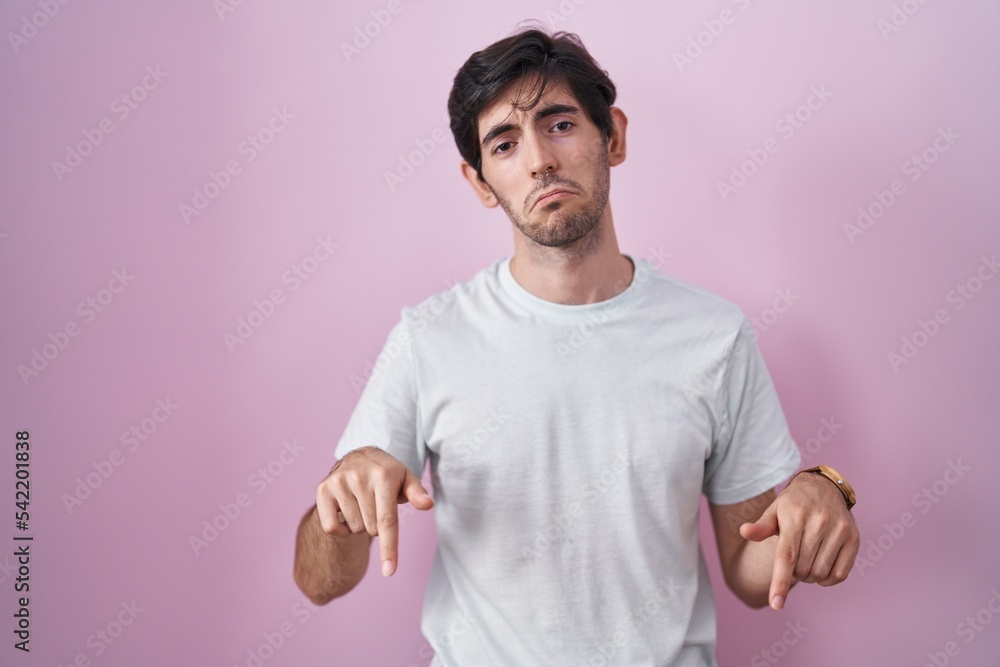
293, 505, 372, 605
709, 488, 781, 609
292, 446, 434, 605
709, 472, 860, 610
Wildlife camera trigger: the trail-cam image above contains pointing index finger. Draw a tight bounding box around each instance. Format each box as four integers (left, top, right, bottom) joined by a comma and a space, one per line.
374, 478, 401, 577
770, 515, 801, 610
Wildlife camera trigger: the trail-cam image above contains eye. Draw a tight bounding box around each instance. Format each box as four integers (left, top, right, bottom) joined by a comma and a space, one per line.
552, 120, 574, 132
492, 140, 515, 155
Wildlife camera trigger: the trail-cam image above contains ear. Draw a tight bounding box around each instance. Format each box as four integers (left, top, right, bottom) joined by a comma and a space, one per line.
606, 107, 628, 167
460, 161, 499, 208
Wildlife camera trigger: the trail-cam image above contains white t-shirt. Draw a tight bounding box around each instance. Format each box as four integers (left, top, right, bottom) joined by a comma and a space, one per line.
335, 255, 801, 667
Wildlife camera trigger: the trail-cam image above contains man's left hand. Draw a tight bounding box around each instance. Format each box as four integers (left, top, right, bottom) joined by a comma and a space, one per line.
740, 472, 860, 611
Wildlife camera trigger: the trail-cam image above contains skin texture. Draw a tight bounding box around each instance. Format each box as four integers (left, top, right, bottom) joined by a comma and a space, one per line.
711, 474, 860, 609
293, 446, 433, 604
461, 77, 633, 305
292, 74, 860, 611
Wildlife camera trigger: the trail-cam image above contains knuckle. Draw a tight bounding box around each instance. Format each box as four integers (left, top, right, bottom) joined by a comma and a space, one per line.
379, 512, 399, 530
314, 498, 335, 525
783, 508, 807, 527
777, 544, 798, 564
846, 529, 861, 549
316, 479, 335, 500
330, 476, 352, 497
820, 571, 843, 586
369, 466, 389, 485
832, 515, 852, 532
319, 513, 339, 535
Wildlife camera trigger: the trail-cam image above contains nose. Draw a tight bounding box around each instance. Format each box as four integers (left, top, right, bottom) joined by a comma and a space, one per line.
524, 133, 557, 180
532, 162, 556, 180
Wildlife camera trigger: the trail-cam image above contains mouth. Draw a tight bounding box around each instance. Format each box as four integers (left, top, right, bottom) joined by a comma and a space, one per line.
532, 189, 575, 211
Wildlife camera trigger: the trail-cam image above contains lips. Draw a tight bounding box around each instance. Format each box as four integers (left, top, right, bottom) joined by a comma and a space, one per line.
532, 189, 574, 210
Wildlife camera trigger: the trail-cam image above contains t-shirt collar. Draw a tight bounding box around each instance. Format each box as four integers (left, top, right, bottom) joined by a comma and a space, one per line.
497, 254, 648, 323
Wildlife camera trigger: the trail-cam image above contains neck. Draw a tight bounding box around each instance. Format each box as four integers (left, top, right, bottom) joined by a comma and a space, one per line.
509, 206, 633, 305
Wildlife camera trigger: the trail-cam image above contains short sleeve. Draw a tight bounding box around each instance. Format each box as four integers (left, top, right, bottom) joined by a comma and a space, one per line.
334, 312, 426, 478
702, 315, 801, 504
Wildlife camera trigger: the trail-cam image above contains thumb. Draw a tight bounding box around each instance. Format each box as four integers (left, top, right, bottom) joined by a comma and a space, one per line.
399, 469, 434, 510
740, 502, 779, 542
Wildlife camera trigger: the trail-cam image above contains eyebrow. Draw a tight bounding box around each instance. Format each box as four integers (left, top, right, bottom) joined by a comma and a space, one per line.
480, 103, 581, 148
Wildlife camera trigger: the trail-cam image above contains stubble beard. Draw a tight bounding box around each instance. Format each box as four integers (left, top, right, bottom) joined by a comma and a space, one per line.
490, 145, 611, 259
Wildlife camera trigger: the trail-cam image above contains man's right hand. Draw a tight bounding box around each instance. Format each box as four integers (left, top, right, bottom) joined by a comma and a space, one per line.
315, 446, 434, 577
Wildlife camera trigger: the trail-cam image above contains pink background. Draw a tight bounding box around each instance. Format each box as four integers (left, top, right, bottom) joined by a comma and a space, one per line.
2, 1, 999, 665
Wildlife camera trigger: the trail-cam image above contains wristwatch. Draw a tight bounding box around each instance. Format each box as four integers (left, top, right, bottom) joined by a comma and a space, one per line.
794, 465, 856, 511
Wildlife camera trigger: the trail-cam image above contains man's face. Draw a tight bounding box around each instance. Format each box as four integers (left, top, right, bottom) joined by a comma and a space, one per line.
474, 78, 611, 249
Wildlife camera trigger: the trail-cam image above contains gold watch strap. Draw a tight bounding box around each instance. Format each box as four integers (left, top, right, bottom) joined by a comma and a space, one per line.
795, 465, 856, 511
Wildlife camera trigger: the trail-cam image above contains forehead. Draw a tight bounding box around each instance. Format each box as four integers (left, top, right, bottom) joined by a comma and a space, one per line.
476, 76, 582, 138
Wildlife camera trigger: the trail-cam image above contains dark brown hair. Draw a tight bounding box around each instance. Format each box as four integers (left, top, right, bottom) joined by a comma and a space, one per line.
448, 28, 617, 181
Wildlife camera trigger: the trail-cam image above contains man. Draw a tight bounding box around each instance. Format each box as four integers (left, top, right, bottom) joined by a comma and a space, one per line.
294, 28, 859, 666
